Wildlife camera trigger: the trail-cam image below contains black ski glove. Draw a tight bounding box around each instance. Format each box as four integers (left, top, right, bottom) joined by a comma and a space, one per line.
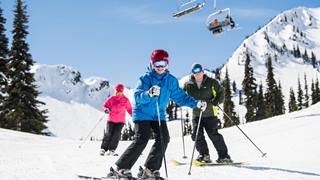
211, 98, 219, 106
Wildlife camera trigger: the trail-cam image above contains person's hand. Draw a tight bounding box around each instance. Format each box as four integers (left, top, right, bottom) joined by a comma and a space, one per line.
104, 108, 110, 114
211, 98, 219, 106
148, 85, 160, 97
197, 100, 207, 112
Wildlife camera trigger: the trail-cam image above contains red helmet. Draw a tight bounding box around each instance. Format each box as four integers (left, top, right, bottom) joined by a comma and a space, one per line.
151, 49, 169, 63
115, 84, 124, 92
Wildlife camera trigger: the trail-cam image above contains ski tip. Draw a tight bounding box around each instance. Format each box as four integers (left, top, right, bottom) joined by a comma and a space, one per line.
170, 159, 180, 165
170, 159, 187, 166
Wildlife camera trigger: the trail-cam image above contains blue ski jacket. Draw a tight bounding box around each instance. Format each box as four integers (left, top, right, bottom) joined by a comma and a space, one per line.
132, 69, 197, 121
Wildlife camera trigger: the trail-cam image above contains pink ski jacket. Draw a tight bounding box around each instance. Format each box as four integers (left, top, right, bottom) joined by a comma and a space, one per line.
102, 95, 132, 123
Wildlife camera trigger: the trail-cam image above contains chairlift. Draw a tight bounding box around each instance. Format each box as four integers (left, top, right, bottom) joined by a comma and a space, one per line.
206, 0, 236, 35
173, 0, 205, 18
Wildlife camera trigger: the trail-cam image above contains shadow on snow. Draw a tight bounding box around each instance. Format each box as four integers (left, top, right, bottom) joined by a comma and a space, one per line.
235, 165, 320, 177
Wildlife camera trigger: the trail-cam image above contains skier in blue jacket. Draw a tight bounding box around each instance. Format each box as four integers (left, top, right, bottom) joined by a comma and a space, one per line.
108, 49, 207, 179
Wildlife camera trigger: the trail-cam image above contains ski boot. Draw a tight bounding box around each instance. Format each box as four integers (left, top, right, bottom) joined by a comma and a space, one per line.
137, 166, 164, 180
216, 155, 233, 163
196, 154, 212, 163
106, 150, 119, 156
100, 149, 106, 156
107, 166, 133, 180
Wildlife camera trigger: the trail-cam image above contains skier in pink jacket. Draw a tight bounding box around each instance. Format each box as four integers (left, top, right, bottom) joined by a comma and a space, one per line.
100, 83, 132, 156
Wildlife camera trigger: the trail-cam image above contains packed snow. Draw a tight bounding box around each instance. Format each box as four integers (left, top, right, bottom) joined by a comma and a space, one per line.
1, 102, 320, 180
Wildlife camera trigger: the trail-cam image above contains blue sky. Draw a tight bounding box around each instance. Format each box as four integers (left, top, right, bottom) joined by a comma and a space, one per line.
1, 0, 319, 88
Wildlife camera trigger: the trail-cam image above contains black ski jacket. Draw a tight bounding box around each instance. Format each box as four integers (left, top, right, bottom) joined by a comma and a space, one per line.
183, 74, 224, 118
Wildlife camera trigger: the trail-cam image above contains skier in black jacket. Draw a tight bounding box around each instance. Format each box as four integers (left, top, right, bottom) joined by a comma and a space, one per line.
183, 63, 232, 163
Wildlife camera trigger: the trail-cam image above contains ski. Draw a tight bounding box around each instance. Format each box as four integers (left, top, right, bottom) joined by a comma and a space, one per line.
77, 174, 138, 180
193, 160, 246, 167
171, 159, 246, 166
77, 174, 107, 180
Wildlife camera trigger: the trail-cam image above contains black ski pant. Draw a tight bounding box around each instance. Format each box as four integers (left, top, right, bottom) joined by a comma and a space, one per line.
115, 120, 170, 171
191, 116, 229, 159
101, 122, 124, 151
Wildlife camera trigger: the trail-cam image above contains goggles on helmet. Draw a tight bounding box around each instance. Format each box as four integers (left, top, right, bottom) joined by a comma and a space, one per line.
153, 60, 168, 68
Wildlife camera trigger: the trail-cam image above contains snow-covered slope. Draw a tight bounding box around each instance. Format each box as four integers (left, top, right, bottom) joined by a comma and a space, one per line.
1, 102, 320, 180
220, 7, 320, 120
39, 96, 105, 139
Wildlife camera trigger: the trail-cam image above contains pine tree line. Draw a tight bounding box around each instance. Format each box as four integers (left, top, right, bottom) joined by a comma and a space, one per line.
0, 0, 48, 134
222, 67, 239, 127
288, 75, 320, 112
240, 52, 286, 123
292, 44, 318, 68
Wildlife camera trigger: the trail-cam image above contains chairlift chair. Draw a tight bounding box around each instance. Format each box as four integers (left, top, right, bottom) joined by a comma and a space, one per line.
206, 0, 237, 35
173, 0, 205, 18
206, 7, 236, 35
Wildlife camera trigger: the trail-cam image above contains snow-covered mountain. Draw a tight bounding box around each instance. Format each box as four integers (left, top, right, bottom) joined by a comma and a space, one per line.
31, 64, 134, 139
220, 7, 320, 120
31, 64, 114, 110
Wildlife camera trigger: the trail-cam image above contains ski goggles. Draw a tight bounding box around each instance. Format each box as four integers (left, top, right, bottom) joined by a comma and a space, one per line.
192, 67, 202, 74
153, 60, 168, 68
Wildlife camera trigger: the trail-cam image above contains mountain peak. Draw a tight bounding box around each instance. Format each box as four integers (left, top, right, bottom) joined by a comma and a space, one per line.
32, 64, 113, 109
220, 7, 320, 120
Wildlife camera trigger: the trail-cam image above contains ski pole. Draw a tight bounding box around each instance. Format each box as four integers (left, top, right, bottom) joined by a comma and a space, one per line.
217, 105, 267, 157
155, 99, 169, 179
188, 110, 203, 175
78, 113, 106, 148
180, 107, 187, 159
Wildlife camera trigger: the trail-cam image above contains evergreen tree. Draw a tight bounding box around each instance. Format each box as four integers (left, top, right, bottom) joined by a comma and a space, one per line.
264, 56, 278, 118
304, 73, 309, 108
275, 81, 285, 115
311, 51, 317, 68
223, 68, 238, 127
0, 6, 10, 127
311, 79, 316, 105
242, 52, 257, 122
232, 80, 237, 94
255, 83, 265, 120
296, 45, 301, 58
315, 78, 320, 104
288, 88, 298, 112
282, 43, 287, 51
2, 0, 48, 133
297, 77, 304, 110
302, 49, 309, 63
293, 46, 297, 57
